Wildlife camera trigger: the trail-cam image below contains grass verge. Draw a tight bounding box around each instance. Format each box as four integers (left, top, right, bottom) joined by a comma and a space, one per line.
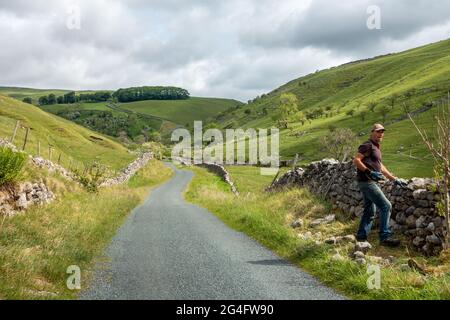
184, 165, 450, 300
0, 159, 172, 299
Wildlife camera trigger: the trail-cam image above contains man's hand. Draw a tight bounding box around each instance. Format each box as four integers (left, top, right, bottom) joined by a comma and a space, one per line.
394, 178, 408, 188
368, 170, 384, 181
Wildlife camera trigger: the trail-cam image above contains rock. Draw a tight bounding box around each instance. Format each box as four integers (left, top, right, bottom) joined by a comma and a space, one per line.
413, 189, 427, 200
406, 215, 417, 229
331, 253, 345, 262
0, 203, 15, 216
426, 222, 435, 232
353, 251, 365, 259
426, 234, 441, 245
415, 216, 427, 228
400, 264, 410, 272
413, 208, 429, 218
416, 200, 429, 208
367, 256, 383, 264
412, 236, 425, 247
325, 237, 336, 245
405, 206, 415, 216
354, 241, 372, 253
15, 193, 28, 210
290, 219, 304, 228
298, 231, 313, 240
309, 214, 335, 227
343, 235, 357, 243
433, 217, 443, 228
354, 258, 367, 265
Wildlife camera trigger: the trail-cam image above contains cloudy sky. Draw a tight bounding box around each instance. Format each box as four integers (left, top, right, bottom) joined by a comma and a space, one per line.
1, 0, 450, 101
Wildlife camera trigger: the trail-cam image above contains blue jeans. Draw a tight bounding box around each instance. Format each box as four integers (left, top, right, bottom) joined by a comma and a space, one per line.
357, 181, 392, 242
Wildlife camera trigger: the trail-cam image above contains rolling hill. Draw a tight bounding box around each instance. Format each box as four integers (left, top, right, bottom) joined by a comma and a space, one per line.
215, 38, 450, 178
0, 94, 134, 170
0, 87, 241, 143
117, 97, 242, 125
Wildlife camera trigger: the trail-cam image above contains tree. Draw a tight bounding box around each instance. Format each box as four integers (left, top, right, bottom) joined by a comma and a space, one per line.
408, 96, 450, 249
278, 93, 299, 129
319, 128, 358, 161
388, 94, 399, 109
38, 96, 49, 106
64, 91, 76, 104
379, 105, 389, 122
22, 97, 32, 104
367, 101, 377, 112
360, 110, 367, 123
48, 93, 56, 105
57, 96, 64, 104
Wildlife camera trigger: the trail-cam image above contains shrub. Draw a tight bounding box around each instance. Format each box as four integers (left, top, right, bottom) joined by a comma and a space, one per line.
0, 147, 27, 185
74, 162, 109, 193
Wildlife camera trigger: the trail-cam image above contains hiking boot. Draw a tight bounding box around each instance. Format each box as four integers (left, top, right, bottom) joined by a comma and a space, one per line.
380, 238, 401, 247
356, 235, 367, 242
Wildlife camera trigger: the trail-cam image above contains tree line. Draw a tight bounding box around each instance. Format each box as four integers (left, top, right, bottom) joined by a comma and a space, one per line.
29, 86, 190, 106
112, 86, 189, 102
32, 91, 112, 106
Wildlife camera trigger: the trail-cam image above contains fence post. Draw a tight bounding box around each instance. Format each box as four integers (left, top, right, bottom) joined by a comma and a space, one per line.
58, 153, 62, 165
37, 141, 41, 157
22, 127, 29, 151
10, 120, 19, 143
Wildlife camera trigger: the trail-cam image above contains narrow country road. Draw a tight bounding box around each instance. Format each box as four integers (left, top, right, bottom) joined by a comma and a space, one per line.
80, 163, 344, 300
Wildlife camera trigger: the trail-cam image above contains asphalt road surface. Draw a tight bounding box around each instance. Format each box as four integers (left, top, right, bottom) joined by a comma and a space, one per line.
80, 163, 344, 300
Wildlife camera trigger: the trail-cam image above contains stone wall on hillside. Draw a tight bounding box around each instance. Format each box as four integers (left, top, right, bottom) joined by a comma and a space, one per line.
196, 163, 239, 196
0, 181, 55, 217
268, 159, 447, 256
99, 152, 153, 187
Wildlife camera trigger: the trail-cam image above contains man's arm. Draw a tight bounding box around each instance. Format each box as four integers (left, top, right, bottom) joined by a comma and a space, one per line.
381, 164, 396, 181
353, 153, 369, 172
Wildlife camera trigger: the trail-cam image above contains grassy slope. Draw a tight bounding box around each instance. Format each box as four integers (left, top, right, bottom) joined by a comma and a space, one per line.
0, 95, 134, 170
184, 165, 450, 300
217, 38, 450, 178
118, 97, 242, 125
0, 160, 173, 299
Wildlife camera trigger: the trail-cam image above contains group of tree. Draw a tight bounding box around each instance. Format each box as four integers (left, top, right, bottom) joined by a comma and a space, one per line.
34, 86, 190, 106
55, 108, 161, 143
113, 86, 189, 103
37, 91, 111, 106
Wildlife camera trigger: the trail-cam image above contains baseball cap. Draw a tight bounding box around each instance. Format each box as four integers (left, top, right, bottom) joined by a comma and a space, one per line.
371, 123, 386, 132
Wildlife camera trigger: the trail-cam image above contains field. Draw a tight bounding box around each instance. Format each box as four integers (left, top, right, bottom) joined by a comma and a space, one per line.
118, 97, 242, 125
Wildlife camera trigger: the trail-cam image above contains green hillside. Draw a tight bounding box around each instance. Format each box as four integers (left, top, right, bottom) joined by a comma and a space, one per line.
118, 97, 242, 125
216, 38, 450, 178
0, 95, 134, 170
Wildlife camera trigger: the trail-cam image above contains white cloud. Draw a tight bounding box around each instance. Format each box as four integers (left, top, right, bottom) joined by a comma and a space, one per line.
0, 0, 449, 101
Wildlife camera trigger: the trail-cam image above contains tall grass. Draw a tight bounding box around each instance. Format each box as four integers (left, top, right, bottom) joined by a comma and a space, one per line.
0, 147, 27, 185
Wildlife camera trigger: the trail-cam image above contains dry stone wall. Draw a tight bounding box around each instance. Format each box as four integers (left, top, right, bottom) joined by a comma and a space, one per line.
99, 152, 153, 187
0, 181, 55, 217
268, 159, 447, 256
197, 163, 239, 196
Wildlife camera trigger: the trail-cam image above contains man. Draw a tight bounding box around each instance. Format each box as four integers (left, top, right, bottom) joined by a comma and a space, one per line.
353, 124, 407, 247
